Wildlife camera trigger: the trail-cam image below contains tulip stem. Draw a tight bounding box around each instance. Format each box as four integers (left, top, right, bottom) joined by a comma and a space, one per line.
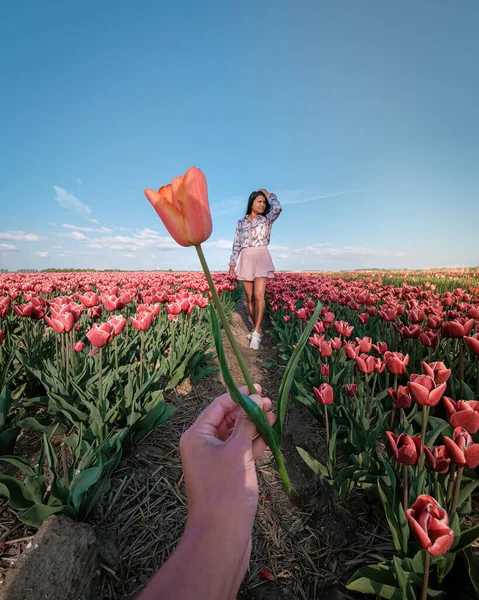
434, 471, 439, 500
421, 551, 430, 600
195, 244, 255, 394
403, 463, 408, 512
98, 346, 103, 412
450, 466, 464, 514
115, 337, 119, 379
140, 331, 144, 384
458, 340, 464, 398
324, 404, 330, 446
418, 405, 430, 475
446, 463, 457, 504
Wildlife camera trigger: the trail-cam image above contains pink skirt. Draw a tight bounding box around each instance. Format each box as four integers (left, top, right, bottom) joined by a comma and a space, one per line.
236, 246, 275, 281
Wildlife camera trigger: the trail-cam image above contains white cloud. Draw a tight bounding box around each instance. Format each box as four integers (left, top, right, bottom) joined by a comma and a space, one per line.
122, 253, 134, 258
50, 245, 62, 249
61, 223, 112, 233
36, 251, 50, 258
0, 230, 41, 242
76, 178, 83, 185
84, 228, 178, 252
53, 186, 92, 217
275, 253, 289, 260
90, 218, 100, 225
269, 244, 289, 252
294, 244, 406, 259
71, 231, 86, 240
203, 239, 233, 249
0, 243, 17, 251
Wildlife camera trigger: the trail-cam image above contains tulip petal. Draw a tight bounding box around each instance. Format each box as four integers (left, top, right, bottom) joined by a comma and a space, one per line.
450, 411, 479, 435
175, 167, 212, 245
145, 188, 191, 247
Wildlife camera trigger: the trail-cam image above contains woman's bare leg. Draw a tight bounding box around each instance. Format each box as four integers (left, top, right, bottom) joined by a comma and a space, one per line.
242, 281, 255, 326
253, 278, 267, 333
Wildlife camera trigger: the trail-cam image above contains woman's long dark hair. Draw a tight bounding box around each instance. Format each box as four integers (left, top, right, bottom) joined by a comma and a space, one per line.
245, 191, 271, 216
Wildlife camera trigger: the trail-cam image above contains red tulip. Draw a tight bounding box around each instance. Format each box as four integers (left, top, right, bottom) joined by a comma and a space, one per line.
406, 495, 454, 556
384, 351, 409, 375
386, 432, 422, 465
442, 398, 479, 434
130, 312, 154, 331
356, 336, 372, 353
464, 334, 479, 357
408, 375, 446, 407
423, 445, 450, 474
108, 316, 127, 336
344, 342, 359, 360
355, 354, 375, 375
313, 383, 334, 405
441, 319, 474, 338
320, 341, 332, 357
321, 363, 330, 377
334, 320, 354, 337
309, 334, 324, 349
86, 322, 114, 348
421, 361, 451, 385
88, 305, 103, 319
372, 341, 388, 355
330, 337, 342, 350
0, 296, 11, 318
145, 167, 212, 246
358, 313, 369, 324
345, 383, 358, 398
283, 315, 290, 322
78, 291, 99, 308
419, 329, 439, 348
103, 295, 126, 311
443, 427, 479, 468
74, 341, 85, 352
387, 385, 412, 409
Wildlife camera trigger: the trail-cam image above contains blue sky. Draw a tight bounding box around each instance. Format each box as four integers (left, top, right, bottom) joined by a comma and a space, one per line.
1, 1, 478, 272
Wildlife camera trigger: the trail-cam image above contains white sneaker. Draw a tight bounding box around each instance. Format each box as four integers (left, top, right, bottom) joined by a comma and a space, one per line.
249, 331, 261, 350
247, 330, 254, 340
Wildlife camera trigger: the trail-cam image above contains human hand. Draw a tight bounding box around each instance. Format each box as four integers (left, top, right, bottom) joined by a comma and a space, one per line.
229, 265, 236, 278
180, 385, 275, 539
258, 188, 270, 197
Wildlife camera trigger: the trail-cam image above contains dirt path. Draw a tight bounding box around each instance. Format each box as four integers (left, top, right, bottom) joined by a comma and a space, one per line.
92, 299, 389, 599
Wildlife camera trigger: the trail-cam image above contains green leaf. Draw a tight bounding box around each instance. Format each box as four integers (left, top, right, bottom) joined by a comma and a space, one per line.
18, 504, 74, 529
346, 564, 403, 599
0, 455, 37, 476
274, 302, 322, 443
455, 522, 479, 552
377, 481, 402, 553
398, 503, 409, 555
382, 458, 397, 497
392, 556, 408, 598
296, 446, 330, 479
458, 479, 479, 507
462, 382, 475, 401
0, 475, 35, 509
463, 546, 479, 596
68, 458, 104, 513
450, 511, 461, 549
17, 417, 62, 434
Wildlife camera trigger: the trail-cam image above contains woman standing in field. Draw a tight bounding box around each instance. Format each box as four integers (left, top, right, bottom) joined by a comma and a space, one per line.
229, 189, 282, 350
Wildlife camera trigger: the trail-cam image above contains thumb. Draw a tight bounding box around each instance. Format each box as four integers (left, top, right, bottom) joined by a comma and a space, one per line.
231, 394, 264, 444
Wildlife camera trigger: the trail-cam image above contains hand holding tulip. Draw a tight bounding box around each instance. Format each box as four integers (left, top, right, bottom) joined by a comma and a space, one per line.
140, 385, 276, 600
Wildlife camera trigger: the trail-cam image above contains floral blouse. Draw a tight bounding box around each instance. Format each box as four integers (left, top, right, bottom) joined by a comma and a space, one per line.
229, 194, 282, 266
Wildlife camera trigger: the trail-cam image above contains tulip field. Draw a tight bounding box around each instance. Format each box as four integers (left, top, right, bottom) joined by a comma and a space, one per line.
1, 268, 479, 598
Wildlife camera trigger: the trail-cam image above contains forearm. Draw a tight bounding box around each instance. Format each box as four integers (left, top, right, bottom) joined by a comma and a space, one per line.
139, 519, 250, 600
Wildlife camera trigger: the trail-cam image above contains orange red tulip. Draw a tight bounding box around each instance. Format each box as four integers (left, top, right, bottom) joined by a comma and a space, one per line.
145, 167, 212, 247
